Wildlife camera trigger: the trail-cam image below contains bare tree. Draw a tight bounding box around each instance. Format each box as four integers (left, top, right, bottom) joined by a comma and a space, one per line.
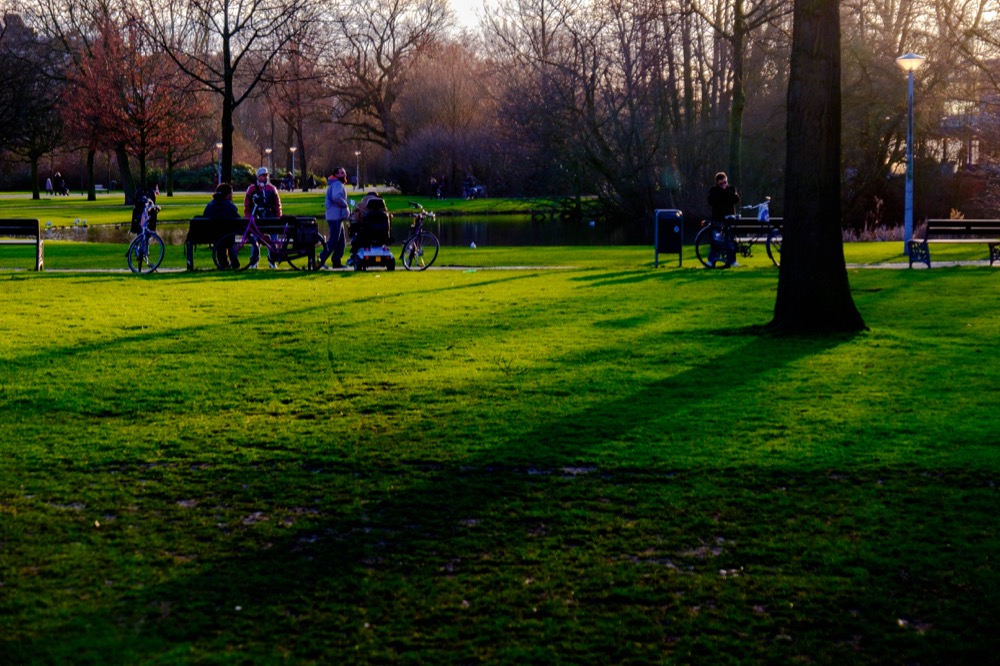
770, 0, 863, 333
324, 0, 449, 151
393, 39, 496, 193
688, 0, 790, 187
141, 0, 319, 182
267, 37, 332, 190
0, 14, 63, 199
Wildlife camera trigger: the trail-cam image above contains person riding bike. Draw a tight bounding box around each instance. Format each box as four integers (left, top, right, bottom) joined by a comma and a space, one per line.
707, 171, 739, 268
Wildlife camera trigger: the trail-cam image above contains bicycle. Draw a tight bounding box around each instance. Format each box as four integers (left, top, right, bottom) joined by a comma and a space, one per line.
126, 195, 164, 274
399, 202, 440, 271
694, 197, 781, 268
211, 195, 323, 271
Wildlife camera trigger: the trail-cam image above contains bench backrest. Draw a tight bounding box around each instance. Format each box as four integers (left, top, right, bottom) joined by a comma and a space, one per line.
924, 219, 1000, 239
731, 217, 783, 233
186, 216, 318, 245
0, 219, 40, 239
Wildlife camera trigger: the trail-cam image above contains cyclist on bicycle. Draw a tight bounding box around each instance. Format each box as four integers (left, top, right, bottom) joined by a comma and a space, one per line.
707, 171, 739, 268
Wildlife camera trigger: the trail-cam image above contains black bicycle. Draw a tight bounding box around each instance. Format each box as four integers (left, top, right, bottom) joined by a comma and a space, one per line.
695, 197, 781, 268
400, 202, 440, 271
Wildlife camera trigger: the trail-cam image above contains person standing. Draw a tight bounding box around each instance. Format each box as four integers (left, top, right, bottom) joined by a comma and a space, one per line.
243, 167, 282, 268
707, 171, 740, 267
319, 168, 349, 268
45, 177, 53, 196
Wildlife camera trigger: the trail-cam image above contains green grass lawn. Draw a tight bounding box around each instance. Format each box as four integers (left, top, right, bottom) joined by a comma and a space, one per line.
0, 254, 998, 664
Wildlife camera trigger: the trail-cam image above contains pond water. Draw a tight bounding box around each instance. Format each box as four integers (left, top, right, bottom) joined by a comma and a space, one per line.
44, 214, 651, 246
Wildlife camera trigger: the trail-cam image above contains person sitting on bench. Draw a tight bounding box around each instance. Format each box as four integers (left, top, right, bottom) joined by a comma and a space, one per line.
203, 183, 242, 269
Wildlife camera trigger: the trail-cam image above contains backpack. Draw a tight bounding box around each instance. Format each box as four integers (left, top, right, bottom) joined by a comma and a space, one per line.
251, 184, 277, 218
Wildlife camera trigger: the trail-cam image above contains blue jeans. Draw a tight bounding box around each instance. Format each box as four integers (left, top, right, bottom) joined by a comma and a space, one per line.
320, 219, 346, 265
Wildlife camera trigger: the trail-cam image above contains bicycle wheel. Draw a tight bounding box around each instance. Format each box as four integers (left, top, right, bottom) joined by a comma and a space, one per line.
694, 224, 720, 268
401, 231, 439, 271
766, 227, 782, 266
127, 233, 164, 274
286, 233, 325, 271
213, 233, 253, 270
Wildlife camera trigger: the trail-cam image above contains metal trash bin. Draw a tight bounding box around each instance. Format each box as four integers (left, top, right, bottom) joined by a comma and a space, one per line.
654, 209, 683, 267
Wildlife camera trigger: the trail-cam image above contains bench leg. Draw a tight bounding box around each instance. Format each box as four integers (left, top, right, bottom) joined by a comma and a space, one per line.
908, 240, 930, 268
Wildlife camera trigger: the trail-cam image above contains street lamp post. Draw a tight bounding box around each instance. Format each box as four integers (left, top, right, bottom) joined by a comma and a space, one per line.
265, 147, 273, 174
354, 150, 361, 191
896, 53, 925, 255
290, 146, 297, 190
215, 142, 223, 185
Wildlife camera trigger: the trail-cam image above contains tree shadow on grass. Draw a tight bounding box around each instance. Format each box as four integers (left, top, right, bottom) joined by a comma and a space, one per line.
3, 323, 896, 663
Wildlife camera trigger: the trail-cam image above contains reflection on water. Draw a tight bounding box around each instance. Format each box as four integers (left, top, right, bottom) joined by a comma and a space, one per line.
45, 224, 190, 245
425, 215, 647, 246
45, 215, 649, 247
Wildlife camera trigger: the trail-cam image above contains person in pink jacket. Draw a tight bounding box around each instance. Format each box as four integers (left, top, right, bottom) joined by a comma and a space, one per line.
243, 167, 282, 219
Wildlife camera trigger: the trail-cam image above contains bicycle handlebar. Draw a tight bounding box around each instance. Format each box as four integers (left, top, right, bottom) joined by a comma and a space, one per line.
741, 197, 771, 211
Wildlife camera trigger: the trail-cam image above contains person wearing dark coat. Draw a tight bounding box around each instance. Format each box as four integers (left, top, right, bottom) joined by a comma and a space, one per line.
706, 171, 740, 267
203, 183, 244, 269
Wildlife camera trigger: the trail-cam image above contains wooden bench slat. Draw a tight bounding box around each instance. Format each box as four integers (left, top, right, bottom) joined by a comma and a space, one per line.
0, 219, 43, 270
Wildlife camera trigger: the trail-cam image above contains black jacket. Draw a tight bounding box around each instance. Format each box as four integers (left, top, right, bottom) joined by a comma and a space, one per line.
203, 197, 241, 219
708, 184, 739, 220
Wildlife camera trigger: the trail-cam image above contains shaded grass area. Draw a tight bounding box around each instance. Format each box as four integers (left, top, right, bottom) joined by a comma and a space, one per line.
1, 265, 998, 663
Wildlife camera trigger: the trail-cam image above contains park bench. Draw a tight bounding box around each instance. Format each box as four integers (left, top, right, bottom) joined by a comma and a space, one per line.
94, 184, 106, 193
908, 219, 1000, 268
0, 219, 44, 270
184, 216, 320, 270
732, 216, 783, 243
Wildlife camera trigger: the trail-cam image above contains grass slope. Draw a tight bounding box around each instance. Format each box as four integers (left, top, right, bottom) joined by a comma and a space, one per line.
0, 259, 998, 664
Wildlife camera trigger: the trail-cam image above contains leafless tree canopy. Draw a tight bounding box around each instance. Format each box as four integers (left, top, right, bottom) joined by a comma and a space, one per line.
3, 0, 1000, 227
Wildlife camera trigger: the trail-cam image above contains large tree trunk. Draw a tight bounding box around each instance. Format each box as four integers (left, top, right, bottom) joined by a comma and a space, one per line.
116, 143, 137, 206
30, 158, 40, 200
165, 150, 175, 197
728, 1, 746, 186
86, 149, 96, 201
769, 0, 865, 333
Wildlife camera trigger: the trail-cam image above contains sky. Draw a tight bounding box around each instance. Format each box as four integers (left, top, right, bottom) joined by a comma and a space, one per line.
450, 0, 487, 30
